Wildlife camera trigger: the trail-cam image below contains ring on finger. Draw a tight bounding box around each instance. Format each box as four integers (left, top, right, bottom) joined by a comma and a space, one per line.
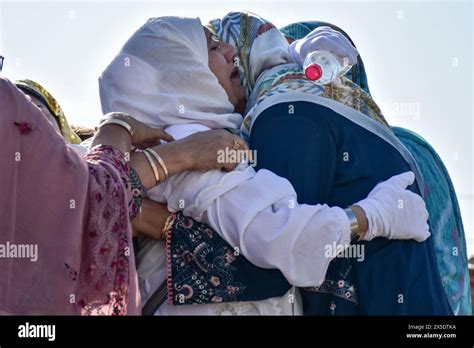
233, 139, 241, 150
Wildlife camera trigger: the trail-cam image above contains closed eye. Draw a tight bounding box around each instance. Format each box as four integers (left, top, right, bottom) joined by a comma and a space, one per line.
205, 27, 221, 52
210, 34, 221, 51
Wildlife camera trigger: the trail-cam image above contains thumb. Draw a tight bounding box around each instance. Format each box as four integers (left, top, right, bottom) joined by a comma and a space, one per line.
384, 171, 415, 189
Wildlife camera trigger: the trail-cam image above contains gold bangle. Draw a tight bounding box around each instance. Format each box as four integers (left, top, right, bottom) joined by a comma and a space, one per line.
99, 118, 133, 137
142, 150, 160, 185
147, 148, 169, 181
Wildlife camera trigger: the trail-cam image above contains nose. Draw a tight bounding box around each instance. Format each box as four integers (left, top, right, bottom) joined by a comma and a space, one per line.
221, 42, 237, 64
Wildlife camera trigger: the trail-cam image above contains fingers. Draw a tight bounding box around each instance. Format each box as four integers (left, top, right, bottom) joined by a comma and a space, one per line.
417, 198, 430, 242
311, 35, 358, 65
329, 38, 358, 65
135, 128, 174, 149
213, 131, 250, 171
222, 161, 240, 172
385, 171, 415, 189
152, 128, 174, 143
307, 28, 359, 65
404, 189, 430, 242
414, 228, 431, 242
179, 129, 252, 172
213, 129, 249, 153
230, 134, 249, 151
419, 230, 431, 242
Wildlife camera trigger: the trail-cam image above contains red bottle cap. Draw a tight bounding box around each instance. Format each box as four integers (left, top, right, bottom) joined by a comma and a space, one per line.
305, 64, 323, 81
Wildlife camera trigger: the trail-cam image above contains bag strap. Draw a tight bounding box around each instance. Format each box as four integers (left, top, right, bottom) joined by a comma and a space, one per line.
141, 280, 167, 316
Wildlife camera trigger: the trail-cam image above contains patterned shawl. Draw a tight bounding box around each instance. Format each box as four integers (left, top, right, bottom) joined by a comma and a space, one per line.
209, 11, 388, 141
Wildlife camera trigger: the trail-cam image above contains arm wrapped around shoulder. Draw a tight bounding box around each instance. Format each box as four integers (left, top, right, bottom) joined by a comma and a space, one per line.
203, 168, 352, 288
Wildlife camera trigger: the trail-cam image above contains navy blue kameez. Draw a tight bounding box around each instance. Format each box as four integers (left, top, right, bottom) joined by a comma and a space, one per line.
248, 100, 453, 315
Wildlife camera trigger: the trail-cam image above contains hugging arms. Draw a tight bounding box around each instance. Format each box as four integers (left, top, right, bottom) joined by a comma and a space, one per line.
95, 14, 447, 315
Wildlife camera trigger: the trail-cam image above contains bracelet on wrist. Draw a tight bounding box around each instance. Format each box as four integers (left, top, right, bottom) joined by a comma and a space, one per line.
98, 117, 134, 137
147, 148, 169, 181
344, 207, 360, 242
142, 149, 161, 185
129, 167, 146, 221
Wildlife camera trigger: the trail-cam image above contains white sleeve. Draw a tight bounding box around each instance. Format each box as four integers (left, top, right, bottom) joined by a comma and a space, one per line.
203, 169, 351, 288
147, 124, 351, 288
153, 165, 351, 288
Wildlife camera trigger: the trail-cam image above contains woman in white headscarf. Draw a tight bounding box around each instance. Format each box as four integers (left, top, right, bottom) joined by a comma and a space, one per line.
99, 16, 430, 315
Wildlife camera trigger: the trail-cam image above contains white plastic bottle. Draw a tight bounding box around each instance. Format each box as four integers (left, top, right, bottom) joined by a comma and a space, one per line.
303, 50, 352, 84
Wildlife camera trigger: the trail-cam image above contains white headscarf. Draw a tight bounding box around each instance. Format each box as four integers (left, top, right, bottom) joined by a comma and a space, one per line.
99, 16, 243, 131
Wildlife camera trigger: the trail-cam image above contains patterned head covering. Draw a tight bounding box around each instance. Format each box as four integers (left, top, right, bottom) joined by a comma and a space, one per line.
211, 12, 388, 142
209, 11, 292, 100
15, 79, 81, 144
280, 21, 371, 95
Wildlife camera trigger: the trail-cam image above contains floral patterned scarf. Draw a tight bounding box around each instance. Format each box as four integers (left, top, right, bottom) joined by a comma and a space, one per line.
210, 11, 389, 142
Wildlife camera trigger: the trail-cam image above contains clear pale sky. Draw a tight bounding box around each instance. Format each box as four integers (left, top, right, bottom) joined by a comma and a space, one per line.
1, 0, 473, 253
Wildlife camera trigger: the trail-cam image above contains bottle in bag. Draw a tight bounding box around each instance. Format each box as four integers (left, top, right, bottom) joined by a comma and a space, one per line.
303, 50, 352, 84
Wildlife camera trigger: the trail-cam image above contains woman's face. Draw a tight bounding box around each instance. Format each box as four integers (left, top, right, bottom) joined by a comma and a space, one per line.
204, 27, 246, 113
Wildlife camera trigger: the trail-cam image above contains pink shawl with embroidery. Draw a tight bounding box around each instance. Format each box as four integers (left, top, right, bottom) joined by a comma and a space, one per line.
0, 78, 140, 315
